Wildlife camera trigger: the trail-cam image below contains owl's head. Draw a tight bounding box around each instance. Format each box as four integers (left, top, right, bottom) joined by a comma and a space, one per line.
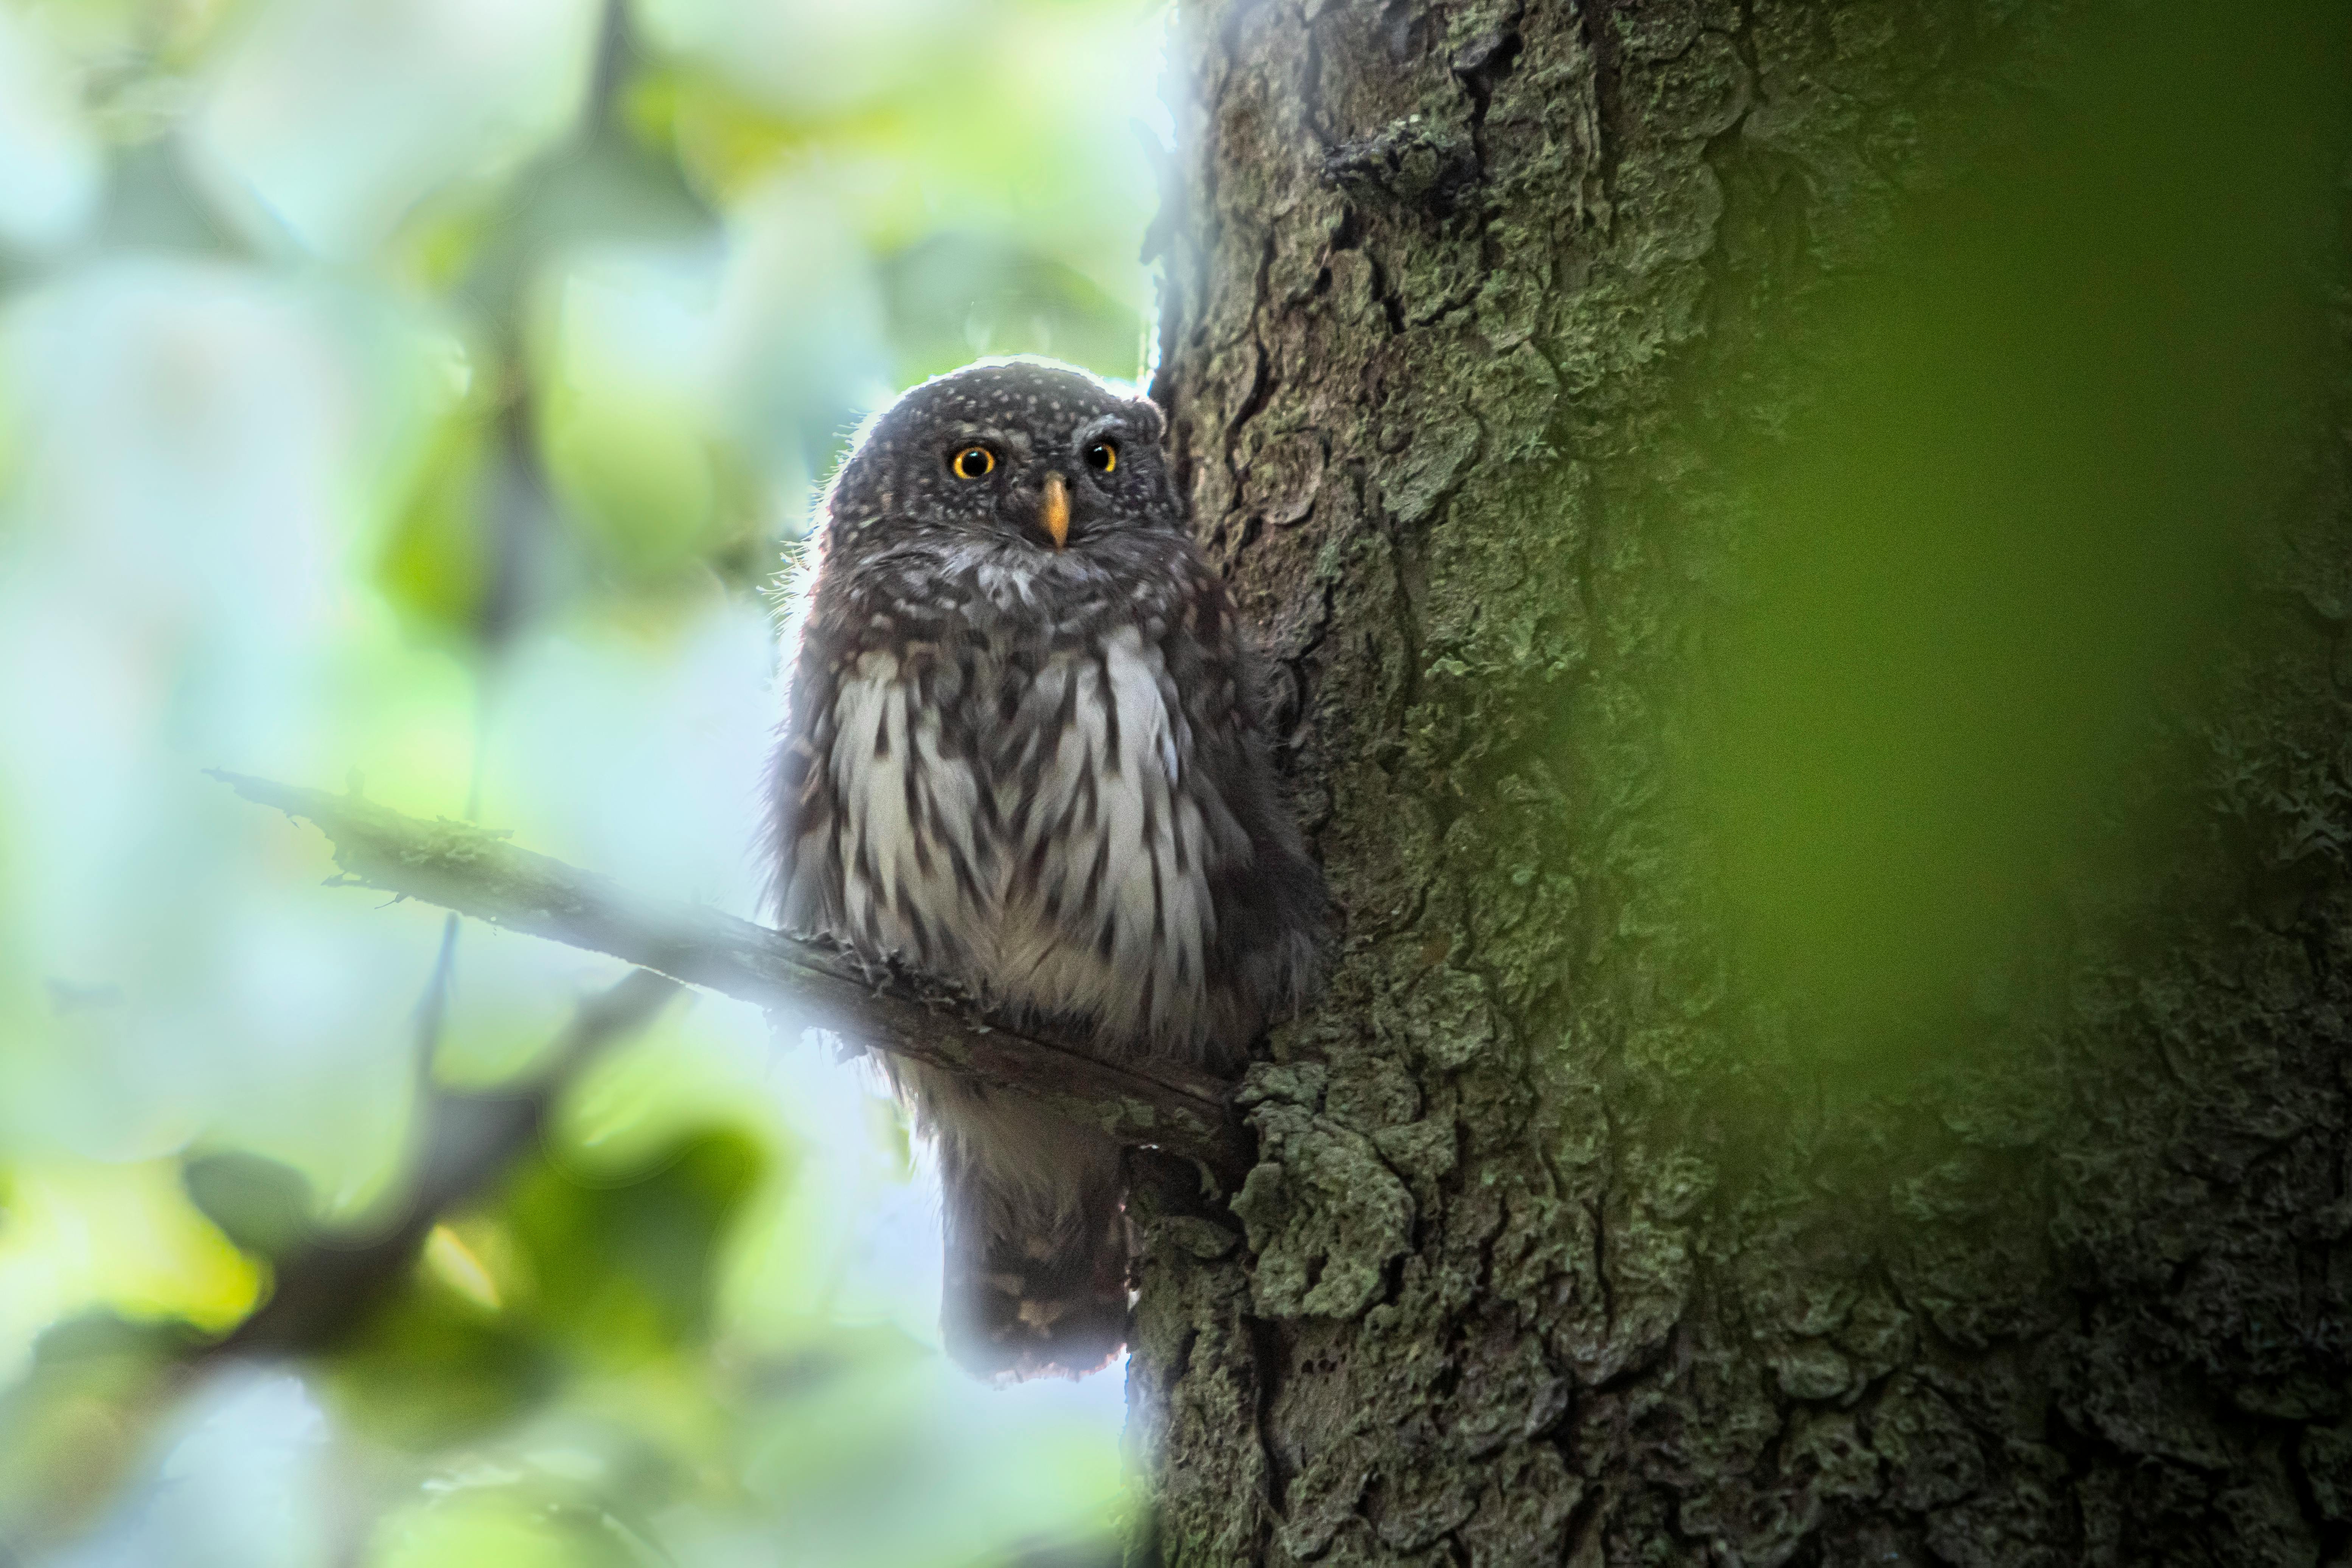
822, 358, 1176, 558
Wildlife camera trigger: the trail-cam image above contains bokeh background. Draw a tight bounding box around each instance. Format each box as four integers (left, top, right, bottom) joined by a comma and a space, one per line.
0, 0, 1167, 1561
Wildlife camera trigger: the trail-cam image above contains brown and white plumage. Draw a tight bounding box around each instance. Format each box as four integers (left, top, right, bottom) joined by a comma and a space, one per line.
766, 359, 1325, 1378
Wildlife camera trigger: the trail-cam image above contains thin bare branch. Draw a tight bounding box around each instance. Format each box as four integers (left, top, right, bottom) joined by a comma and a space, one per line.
211, 771, 1253, 1181
208, 967, 683, 1358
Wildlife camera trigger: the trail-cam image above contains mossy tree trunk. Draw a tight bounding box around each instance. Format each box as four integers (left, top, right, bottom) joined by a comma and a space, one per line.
1131, 2, 2352, 1564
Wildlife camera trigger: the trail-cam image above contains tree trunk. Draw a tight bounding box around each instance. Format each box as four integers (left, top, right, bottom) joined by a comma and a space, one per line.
1131, 2, 2352, 1564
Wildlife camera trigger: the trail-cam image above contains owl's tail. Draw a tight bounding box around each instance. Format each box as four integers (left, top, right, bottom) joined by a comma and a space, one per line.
935, 1105, 1130, 1381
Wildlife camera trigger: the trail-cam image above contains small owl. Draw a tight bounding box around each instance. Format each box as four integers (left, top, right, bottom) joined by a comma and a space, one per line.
766, 359, 1326, 1378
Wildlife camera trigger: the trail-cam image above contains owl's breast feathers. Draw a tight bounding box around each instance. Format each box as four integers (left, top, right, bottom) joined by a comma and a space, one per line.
771, 540, 1321, 1066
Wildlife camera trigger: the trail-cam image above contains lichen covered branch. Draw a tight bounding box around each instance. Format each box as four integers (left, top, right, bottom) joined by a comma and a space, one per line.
211, 772, 1251, 1180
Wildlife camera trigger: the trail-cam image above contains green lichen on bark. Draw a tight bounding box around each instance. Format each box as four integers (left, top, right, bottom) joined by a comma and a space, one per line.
1135, 1, 2352, 1565
1230, 1062, 1418, 1319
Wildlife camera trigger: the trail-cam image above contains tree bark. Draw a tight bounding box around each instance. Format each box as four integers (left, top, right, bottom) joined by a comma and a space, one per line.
1133, 3, 2352, 1564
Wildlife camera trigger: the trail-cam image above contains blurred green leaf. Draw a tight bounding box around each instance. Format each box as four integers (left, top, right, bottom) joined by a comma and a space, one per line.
882, 231, 1143, 382
326, 1129, 760, 1452
626, 63, 816, 208
182, 1149, 318, 1261
0, 352, 17, 508
0, 1313, 199, 1553
511, 1130, 762, 1361
375, 410, 497, 637
0, 1158, 263, 1365
538, 380, 727, 575
1699, 0, 2352, 1044
368, 1486, 654, 1568
329, 1275, 558, 1450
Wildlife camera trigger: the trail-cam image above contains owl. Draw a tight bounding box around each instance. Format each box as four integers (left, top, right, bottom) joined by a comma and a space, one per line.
766, 359, 1327, 1378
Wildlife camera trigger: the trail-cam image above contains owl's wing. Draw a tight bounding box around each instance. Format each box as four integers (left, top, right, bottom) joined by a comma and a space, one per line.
764, 615, 850, 939
1170, 584, 1330, 1063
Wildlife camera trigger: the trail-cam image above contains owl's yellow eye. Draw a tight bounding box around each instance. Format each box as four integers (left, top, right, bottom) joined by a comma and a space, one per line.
1084, 441, 1118, 474
951, 446, 995, 479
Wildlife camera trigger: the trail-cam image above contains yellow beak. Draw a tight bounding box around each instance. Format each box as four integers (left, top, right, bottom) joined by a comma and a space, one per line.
1042, 472, 1069, 550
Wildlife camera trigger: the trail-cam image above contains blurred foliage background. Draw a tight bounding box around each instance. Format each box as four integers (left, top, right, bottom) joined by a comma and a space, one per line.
1694, 3, 2350, 1055
0, 0, 1165, 1561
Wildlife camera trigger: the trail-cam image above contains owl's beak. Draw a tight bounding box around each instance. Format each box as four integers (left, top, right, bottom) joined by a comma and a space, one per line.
1041, 472, 1070, 550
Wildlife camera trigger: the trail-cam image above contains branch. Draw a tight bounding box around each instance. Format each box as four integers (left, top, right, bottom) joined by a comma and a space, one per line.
207, 967, 682, 1358
211, 772, 1252, 1181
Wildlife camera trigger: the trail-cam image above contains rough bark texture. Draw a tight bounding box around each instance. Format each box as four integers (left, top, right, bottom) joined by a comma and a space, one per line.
1131, 2, 2352, 1564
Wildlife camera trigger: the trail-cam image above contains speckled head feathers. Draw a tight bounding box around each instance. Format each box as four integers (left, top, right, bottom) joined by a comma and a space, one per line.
823, 358, 1178, 555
